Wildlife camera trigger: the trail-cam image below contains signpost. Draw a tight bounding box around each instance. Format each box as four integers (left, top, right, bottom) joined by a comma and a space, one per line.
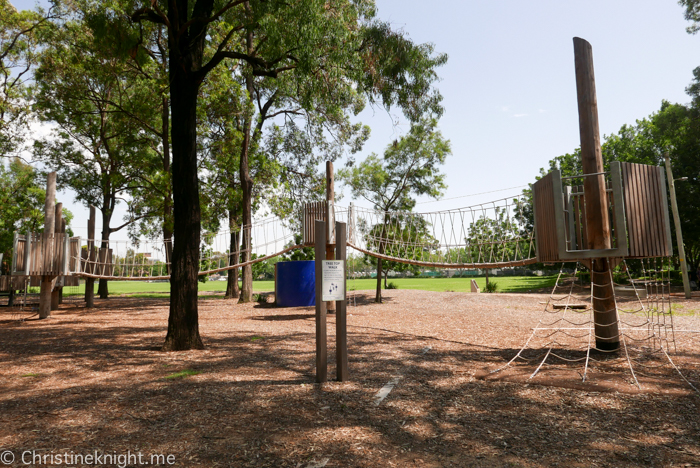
314, 219, 349, 383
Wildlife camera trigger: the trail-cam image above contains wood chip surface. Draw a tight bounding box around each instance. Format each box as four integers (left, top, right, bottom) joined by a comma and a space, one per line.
1, 289, 699, 467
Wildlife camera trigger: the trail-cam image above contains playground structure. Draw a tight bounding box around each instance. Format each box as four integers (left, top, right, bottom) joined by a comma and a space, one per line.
1, 37, 694, 391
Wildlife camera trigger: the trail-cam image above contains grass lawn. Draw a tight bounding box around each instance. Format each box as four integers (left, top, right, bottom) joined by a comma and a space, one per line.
61, 275, 558, 298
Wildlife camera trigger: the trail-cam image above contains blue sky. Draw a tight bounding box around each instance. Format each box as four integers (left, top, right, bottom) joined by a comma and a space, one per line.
353, 0, 699, 209
10, 0, 700, 237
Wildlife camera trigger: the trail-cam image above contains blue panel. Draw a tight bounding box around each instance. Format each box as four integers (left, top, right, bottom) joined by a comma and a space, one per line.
276, 260, 315, 307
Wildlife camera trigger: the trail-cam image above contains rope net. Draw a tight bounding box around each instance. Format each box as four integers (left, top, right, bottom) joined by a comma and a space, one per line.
491, 259, 697, 393
335, 194, 536, 269
72, 215, 298, 281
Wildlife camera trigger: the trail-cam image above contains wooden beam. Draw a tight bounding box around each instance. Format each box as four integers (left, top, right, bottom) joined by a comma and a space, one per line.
335, 221, 348, 381
573, 37, 619, 351
51, 203, 63, 310
86, 205, 96, 307
326, 161, 336, 314
314, 219, 328, 383
39, 172, 56, 319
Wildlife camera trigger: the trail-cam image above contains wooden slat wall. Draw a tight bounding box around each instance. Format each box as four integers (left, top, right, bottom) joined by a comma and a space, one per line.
302, 202, 328, 246
621, 162, 672, 258
533, 172, 560, 262
571, 186, 588, 250
15, 236, 27, 272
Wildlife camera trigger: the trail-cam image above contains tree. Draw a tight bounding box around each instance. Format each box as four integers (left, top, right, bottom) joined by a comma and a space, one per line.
0, 159, 45, 274
0, 0, 54, 158
340, 119, 450, 302
130, 0, 447, 350
33, 13, 160, 299
0, 159, 74, 304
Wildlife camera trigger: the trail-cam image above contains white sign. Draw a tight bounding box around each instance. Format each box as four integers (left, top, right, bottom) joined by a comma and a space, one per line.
321, 260, 345, 301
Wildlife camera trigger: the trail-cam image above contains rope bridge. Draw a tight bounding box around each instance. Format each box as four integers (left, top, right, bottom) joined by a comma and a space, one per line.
335, 194, 536, 269
10, 192, 537, 281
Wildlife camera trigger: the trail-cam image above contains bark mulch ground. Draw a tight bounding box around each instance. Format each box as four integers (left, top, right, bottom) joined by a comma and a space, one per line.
0, 289, 699, 467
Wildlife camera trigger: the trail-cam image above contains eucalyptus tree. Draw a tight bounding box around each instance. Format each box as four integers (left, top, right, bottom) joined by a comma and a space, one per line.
131, 0, 447, 350
76, 2, 175, 262
0, 0, 55, 158
340, 119, 451, 302
32, 13, 160, 298
0, 158, 46, 273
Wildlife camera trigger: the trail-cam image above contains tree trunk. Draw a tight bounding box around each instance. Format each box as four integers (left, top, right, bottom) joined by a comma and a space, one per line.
384, 269, 388, 288
162, 34, 203, 351
162, 95, 174, 273
375, 212, 389, 303
97, 209, 111, 299
226, 215, 240, 299
238, 72, 255, 303
375, 257, 383, 303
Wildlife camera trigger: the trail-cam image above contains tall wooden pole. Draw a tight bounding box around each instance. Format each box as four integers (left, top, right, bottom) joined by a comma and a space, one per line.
326, 161, 336, 314
85, 205, 96, 307
335, 221, 348, 381
39, 172, 57, 319
665, 154, 692, 299
573, 37, 619, 351
314, 220, 328, 383
51, 203, 63, 310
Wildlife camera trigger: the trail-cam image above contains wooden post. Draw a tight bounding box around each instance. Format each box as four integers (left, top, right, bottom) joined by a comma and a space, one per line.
574, 37, 619, 351
314, 220, 328, 383
39, 172, 57, 319
335, 221, 348, 381
51, 203, 63, 310
85, 205, 96, 308
326, 161, 336, 314
665, 154, 692, 299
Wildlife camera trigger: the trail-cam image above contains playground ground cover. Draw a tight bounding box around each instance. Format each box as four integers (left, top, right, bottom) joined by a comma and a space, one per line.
57, 275, 559, 298
1, 290, 699, 467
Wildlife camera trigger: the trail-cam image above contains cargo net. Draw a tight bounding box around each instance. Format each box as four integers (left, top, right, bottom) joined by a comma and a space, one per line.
490, 259, 698, 393
72, 216, 298, 281
335, 194, 536, 269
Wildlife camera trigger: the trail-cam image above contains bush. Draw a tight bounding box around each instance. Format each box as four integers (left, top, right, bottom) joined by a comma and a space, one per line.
386, 281, 399, 290
254, 293, 268, 304
484, 281, 498, 293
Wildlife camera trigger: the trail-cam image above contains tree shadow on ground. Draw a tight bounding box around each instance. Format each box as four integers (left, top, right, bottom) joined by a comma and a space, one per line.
0, 300, 698, 467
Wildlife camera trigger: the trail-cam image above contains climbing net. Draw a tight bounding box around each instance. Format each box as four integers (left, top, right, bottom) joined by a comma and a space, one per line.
335, 194, 536, 269
491, 259, 698, 393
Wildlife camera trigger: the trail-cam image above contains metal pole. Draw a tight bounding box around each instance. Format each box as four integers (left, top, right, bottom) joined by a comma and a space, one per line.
665, 154, 692, 299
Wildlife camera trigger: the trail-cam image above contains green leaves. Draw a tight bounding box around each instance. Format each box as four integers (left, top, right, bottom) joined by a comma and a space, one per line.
339, 118, 451, 212
0, 159, 46, 273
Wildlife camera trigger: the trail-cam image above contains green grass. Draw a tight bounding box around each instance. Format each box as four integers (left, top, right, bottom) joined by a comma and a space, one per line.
60, 275, 558, 297
163, 369, 201, 380
62, 280, 275, 298
347, 275, 558, 293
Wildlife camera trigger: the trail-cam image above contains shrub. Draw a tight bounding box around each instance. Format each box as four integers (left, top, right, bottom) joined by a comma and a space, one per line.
386, 281, 399, 289
254, 293, 268, 303
484, 281, 498, 293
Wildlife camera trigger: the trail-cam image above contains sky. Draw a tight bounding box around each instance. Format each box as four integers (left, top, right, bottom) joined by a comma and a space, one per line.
9, 0, 700, 240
